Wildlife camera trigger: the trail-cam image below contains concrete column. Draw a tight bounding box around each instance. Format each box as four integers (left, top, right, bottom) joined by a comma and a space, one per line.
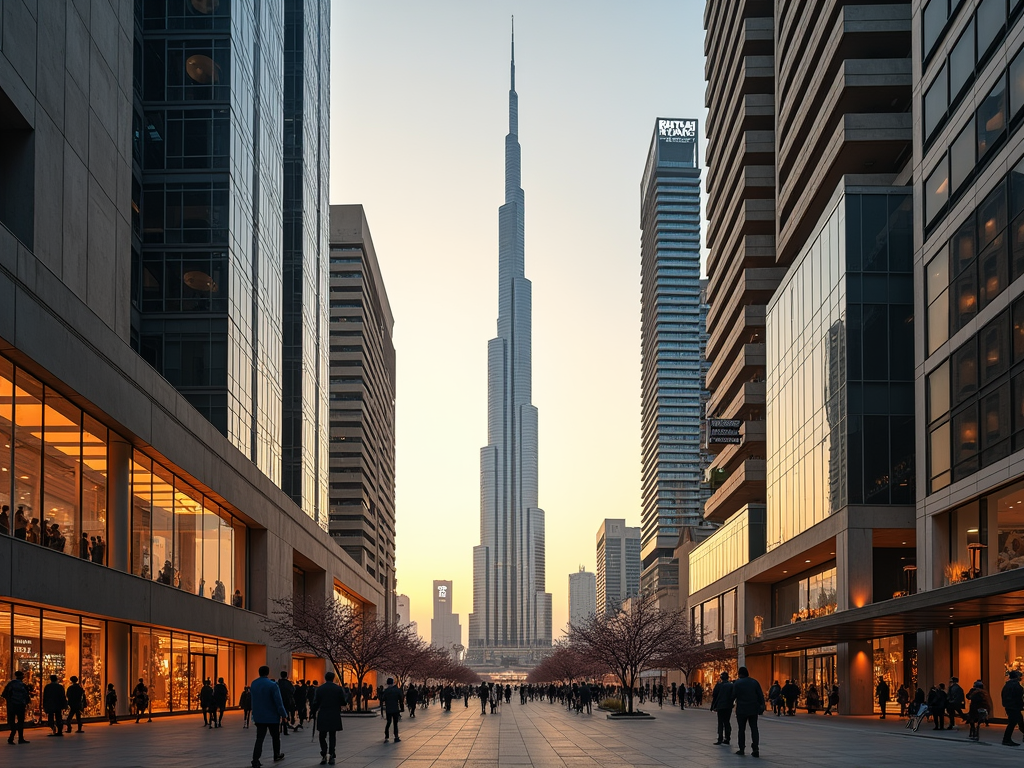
108, 621, 130, 715
107, 437, 132, 573
836, 528, 873, 610
839, 640, 873, 714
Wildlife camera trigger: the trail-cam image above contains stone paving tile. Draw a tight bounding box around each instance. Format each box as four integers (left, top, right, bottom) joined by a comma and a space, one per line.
5, 696, 1024, 766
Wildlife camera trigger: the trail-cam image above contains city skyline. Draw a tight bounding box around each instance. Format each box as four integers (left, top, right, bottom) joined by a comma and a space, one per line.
331, 1, 707, 643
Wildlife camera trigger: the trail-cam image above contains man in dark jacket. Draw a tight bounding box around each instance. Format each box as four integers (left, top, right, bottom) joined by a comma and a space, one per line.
478, 681, 489, 714
876, 677, 891, 719
314, 671, 347, 765
1002, 669, 1024, 746
947, 677, 965, 729
781, 679, 800, 715
277, 671, 295, 735
406, 684, 419, 718
250, 666, 288, 768
66, 675, 86, 732
381, 677, 403, 743
2, 670, 31, 743
732, 666, 765, 757
710, 672, 734, 746
42, 674, 68, 736
929, 683, 948, 730
214, 677, 229, 727
200, 679, 215, 728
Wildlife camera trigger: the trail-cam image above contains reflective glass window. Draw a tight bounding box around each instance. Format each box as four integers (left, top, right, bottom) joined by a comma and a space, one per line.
1014, 297, 1024, 362
80, 616, 104, 716
950, 116, 976, 195
13, 606, 42, 721
81, 415, 107, 564
13, 369, 42, 529
861, 195, 888, 272
951, 215, 977, 276
978, 233, 1008, 309
151, 463, 175, 587
928, 289, 950, 354
952, 404, 980, 474
923, 0, 948, 57
925, 66, 948, 140
174, 480, 201, 595
978, 183, 1007, 251
981, 382, 1012, 464
1012, 209, 1024, 281
977, 0, 1006, 60
949, 20, 976, 100
131, 455, 153, 578
930, 421, 952, 491
929, 360, 951, 423
926, 157, 950, 224
927, 250, 949, 303
952, 262, 978, 332
1012, 49, 1024, 120
0, 357, 13, 513
980, 312, 1010, 386
953, 337, 979, 404
980, 79, 1008, 165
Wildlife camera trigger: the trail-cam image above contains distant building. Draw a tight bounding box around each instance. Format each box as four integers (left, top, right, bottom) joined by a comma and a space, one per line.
396, 593, 419, 639
328, 205, 397, 621
639, 118, 707, 598
431, 580, 462, 656
568, 567, 597, 628
596, 519, 641, 614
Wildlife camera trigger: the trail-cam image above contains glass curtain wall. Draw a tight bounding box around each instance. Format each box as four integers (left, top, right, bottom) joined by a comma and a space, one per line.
130, 449, 245, 604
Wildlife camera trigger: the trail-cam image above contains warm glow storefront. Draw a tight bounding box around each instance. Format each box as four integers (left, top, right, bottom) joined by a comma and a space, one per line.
0, 601, 248, 720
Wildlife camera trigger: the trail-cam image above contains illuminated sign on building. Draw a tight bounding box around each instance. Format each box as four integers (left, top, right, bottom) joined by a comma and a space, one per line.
437, 585, 448, 599
658, 119, 697, 139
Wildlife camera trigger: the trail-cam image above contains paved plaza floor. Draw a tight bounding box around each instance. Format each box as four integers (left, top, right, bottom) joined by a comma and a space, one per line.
5, 700, 1024, 767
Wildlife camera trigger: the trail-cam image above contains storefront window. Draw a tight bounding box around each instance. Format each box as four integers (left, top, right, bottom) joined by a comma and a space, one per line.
152, 463, 175, 586
12, 605, 41, 721
174, 481, 200, 595
0, 604, 10, 707
873, 635, 910, 713
132, 455, 154, 578
42, 391, 81, 555
948, 501, 982, 583
0, 357, 13, 512
80, 616, 104, 716
1006, 618, 1024, 675
992, 479, 1024, 572
774, 564, 838, 624
81, 415, 107, 563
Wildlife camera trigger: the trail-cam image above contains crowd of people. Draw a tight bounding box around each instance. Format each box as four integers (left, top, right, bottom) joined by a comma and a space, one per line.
0, 504, 106, 561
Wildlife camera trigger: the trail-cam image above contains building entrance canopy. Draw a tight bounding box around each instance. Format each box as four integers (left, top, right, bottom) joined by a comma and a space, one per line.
747, 569, 1024, 654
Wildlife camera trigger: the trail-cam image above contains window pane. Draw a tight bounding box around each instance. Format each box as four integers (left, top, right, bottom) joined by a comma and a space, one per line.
931, 420, 951, 491
13, 369, 43, 534
926, 157, 949, 224
977, 77, 1007, 160
1014, 297, 1024, 363
131, 455, 153, 576
952, 263, 978, 333
980, 312, 1009, 386
977, 0, 1006, 59
953, 337, 978, 404
152, 463, 175, 586
1012, 49, 1024, 120
978, 183, 1007, 250
953, 404, 980, 467
0, 357, 13, 514
174, 479, 201, 595
950, 116, 976, 195
42, 391, 80, 556
923, 0, 948, 56
81, 415, 106, 563
928, 360, 950, 423
926, 251, 949, 303
981, 383, 1011, 463
949, 20, 975, 99
924, 66, 948, 139
1012, 211, 1024, 281
80, 616, 104, 716
978, 233, 1007, 309
951, 215, 977, 276
928, 289, 949, 354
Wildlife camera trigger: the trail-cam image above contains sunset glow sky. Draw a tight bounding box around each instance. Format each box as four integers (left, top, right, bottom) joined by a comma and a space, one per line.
330, 0, 707, 644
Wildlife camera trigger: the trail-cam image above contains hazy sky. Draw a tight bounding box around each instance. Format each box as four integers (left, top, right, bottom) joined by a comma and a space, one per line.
330, 1, 707, 645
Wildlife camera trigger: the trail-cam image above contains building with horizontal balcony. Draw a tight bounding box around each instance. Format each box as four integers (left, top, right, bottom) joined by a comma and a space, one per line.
568, 566, 597, 628
327, 205, 397, 621
0, 0, 383, 722
596, 519, 642, 615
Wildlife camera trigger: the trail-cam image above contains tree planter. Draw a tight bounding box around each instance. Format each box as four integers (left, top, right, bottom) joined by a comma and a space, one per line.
606, 711, 655, 720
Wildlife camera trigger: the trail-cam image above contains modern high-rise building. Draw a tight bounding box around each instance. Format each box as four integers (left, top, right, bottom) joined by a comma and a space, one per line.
327, 205, 397, 620
468, 26, 552, 666
639, 118, 707, 595
396, 593, 419, 640
568, 566, 597, 629
431, 580, 463, 656
0, 0, 382, 721
596, 519, 642, 615
132, 0, 329, 526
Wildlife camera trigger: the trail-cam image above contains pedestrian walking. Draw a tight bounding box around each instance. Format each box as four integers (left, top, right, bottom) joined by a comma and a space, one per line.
105, 683, 118, 724
929, 683, 948, 730
406, 683, 419, 718
382, 677, 403, 743
214, 676, 229, 727
239, 685, 253, 728
876, 677, 890, 719
824, 684, 839, 716
200, 678, 215, 728
732, 666, 765, 758
250, 666, 287, 768
314, 671, 347, 765
277, 671, 295, 735
896, 683, 909, 717
294, 680, 308, 730
478, 681, 488, 714
133, 678, 151, 723
781, 679, 800, 715
966, 680, 992, 741
2, 670, 30, 743
767, 680, 782, 716
710, 671, 734, 746
1002, 669, 1024, 747
66, 675, 86, 732
42, 674, 68, 736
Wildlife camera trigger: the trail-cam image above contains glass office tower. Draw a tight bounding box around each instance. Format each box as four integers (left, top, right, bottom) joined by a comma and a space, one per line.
132, 0, 329, 521
639, 118, 706, 593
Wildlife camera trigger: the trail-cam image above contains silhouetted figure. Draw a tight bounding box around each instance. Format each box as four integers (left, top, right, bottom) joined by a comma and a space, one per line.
66, 675, 86, 732
314, 671, 348, 764
250, 666, 287, 767
2, 670, 31, 743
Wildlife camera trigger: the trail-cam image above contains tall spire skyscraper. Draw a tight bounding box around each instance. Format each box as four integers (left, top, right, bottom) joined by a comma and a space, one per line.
468, 22, 552, 666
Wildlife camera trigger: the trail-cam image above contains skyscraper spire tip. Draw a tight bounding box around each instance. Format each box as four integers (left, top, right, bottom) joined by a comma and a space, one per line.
510, 16, 516, 90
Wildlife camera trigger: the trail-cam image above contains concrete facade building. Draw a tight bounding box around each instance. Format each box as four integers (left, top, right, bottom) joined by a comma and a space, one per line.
0, 0, 383, 720
640, 119, 708, 597
688, 0, 923, 715
568, 566, 597, 629
431, 580, 462, 656
327, 205, 396, 621
596, 519, 641, 615
468, 28, 551, 667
